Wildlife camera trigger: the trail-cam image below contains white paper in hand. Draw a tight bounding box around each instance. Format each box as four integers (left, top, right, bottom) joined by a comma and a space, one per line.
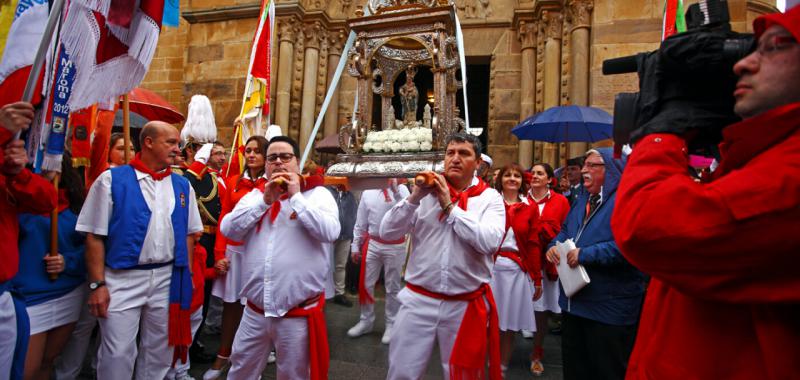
556, 239, 591, 297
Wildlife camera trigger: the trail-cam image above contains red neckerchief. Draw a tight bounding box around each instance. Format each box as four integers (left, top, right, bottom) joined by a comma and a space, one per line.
255, 174, 325, 229
504, 199, 526, 229
440, 178, 490, 221
528, 190, 551, 205
382, 188, 391, 202
129, 153, 171, 181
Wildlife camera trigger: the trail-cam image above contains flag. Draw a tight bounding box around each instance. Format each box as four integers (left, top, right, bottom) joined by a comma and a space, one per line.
60, 0, 166, 110
0, 0, 20, 54
226, 0, 274, 178
0, 0, 47, 119
38, 43, 77, 172
662, 0, 687, 40
86, 103, 117, 189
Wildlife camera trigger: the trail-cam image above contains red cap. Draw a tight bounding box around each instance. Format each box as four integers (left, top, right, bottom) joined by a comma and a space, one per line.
753, 5, 800, 41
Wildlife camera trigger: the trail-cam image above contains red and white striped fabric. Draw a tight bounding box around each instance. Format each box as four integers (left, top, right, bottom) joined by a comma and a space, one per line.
61, 0, 165, 110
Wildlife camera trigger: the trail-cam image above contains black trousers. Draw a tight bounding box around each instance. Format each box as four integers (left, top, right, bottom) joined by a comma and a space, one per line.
561, 312, 638, 380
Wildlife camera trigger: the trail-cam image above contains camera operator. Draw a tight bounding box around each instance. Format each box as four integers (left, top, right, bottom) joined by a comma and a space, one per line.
611, 7, 800, 379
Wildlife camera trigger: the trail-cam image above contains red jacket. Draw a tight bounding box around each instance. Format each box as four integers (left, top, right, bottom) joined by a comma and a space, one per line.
529, 191, 570, 280
0, 130, 58, 283
500, 201, 542, 285
611, 102, 800, 379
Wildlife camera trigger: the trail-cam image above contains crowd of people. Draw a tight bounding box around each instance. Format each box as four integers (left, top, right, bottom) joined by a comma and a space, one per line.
0, 7, 798, 380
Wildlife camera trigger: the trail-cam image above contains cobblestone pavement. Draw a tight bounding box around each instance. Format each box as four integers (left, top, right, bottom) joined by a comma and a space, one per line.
186, 293, 563, 380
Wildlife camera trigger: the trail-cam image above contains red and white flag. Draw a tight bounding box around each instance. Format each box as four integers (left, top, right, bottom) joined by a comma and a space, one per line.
0, 0, 48, 115
61, 0, 165, 110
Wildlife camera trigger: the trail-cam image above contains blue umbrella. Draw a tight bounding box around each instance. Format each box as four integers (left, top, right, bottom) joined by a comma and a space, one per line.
511, 105, 613, 143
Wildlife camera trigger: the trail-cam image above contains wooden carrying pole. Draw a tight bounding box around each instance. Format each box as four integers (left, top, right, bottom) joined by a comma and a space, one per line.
122, 94, 131, 163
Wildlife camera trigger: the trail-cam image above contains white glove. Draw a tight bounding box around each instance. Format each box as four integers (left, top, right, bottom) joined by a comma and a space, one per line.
194, 143, 213, 164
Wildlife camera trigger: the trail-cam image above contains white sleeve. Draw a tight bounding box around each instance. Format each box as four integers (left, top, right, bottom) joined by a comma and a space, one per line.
186, 186, 204, 234
379, 198, 419, 241
446, 191, 506, 256
219, 189, 268, 242
76, 171, 113, 236
290, 188, 341, 244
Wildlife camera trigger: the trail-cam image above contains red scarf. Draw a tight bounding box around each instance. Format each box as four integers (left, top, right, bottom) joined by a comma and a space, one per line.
255, 174, 325, 230
357, 233, 405, 305
405, 283, 502, 380
440, 178, 490, 221
129, 153, 172, 180
247, 296, 329, 380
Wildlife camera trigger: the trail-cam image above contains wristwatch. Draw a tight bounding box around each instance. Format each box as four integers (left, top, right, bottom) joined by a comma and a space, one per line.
88, 280, 106, 291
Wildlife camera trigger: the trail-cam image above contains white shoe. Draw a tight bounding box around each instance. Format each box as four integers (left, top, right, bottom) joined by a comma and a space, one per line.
175, 374, 195, 380
522, 330, 534, 339
381, 325, 392, 344
347, 320, 374, 338
267, 351, 276, 364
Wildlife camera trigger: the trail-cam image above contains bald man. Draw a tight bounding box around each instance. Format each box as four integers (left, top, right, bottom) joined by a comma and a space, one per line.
77, 122, 203, 380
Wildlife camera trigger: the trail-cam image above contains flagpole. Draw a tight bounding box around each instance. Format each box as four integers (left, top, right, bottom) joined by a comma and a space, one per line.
16, 0, 67, 140
49, 173, 61, 281
122, 94, 131, 163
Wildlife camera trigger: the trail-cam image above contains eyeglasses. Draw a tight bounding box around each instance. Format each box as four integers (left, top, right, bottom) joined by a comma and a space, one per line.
755, 34, 797, 57
266, 153, 295, 163
583, 162, 605, 170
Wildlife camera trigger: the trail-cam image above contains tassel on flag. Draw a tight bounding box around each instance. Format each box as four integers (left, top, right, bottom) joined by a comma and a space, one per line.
662, 0, 687, 40
60, 0, 166, 110
226, 0, 274, 178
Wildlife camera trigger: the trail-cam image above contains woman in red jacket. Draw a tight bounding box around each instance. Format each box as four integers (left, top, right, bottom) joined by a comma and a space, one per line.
204, 135, 268, 380
527, 162, 570, 377
489, 163, 543, 375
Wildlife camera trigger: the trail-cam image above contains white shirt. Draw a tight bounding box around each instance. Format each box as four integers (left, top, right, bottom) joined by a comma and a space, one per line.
220, 186, 340, 317
76, 169, 203, 264
351, 187, 410, 251
380, 177, 505, 295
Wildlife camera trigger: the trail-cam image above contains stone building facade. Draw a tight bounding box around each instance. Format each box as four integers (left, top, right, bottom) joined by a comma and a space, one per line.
140, 0, 778, 168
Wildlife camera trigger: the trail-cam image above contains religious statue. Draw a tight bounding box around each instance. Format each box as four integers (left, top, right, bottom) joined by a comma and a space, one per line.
399, 64, 419, 125
423, 103, 432, 129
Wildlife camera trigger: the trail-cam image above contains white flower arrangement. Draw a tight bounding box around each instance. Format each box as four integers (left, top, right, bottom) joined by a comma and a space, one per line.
361, 127, 433, 153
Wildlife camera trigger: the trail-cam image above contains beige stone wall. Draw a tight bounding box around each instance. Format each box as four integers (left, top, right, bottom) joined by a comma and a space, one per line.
138, 0, 777, 163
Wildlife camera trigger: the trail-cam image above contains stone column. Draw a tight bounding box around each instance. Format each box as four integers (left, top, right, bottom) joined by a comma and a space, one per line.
275, 19, 297, 130
568, 0, 593, 158
517, 21, 537, 169
542, 10, 563, 166
299, 22, 323, 152
324, 30, 346, 138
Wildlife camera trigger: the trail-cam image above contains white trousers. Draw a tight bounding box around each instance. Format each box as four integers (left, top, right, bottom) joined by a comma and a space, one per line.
227, 306, 310, 380
165, 308, 203, 379
333, 239, 351, 296
97, 265, 173, 380
359, 240, 407, 326
0, 291, 17, 380
387, 288, 472, 380
55, 286, 98, 380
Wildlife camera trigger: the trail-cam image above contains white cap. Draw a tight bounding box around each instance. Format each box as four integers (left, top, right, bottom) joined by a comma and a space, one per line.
266, 124, 282, 141
480, 153, 493, 167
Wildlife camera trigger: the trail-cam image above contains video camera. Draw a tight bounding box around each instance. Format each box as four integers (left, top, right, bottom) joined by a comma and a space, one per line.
602, 0, 754, 156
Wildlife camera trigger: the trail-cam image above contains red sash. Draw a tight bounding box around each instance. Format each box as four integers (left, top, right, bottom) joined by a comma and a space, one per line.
495, 250, 527, 274
247, 295, 328, 380
405, 282, 502, 380
358, 234, 405, 305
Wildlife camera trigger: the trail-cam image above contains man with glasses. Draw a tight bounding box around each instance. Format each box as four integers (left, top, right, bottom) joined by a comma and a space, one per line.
381, 133, 505, 379
220, 135, 340, 379
544, 148, 646, 380
612, 7, 800, 379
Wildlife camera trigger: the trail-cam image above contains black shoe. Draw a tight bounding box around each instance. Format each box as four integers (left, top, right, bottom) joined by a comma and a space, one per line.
332, 294, 353, 307
189, 345, 216, 363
